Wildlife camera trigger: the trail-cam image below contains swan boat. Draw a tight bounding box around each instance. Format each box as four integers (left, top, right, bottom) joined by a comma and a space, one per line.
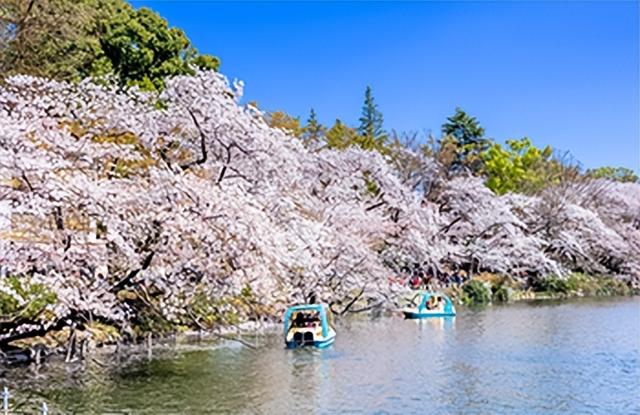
283, 304, 336, 348
402, 291, 456, 318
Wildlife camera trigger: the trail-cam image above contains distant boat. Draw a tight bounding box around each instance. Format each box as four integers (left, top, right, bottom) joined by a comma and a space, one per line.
402, 291, 456, 318
283, 303, 336, 348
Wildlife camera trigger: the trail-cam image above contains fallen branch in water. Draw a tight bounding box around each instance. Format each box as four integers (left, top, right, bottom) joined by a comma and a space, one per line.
335, 285, 367, 316
347, 300, 385, 314
187, 309, 258, 349
209, 332, 258, 350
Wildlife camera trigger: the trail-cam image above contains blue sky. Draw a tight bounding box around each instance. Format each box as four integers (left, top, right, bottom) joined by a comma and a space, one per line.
131, 1, 639, 172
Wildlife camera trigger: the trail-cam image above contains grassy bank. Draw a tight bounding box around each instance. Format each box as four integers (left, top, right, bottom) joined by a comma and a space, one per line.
2, 272, 636, 366
445, 272, 636, 306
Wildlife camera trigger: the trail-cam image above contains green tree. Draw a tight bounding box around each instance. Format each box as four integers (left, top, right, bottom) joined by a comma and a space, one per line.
0, 0, 219, 90
0, 0, 115, 80
99, 6, 219, 91
585, 166, 638, 183
441, 107, 488, 172
267, 110, 303, 137
358, 86, 387, 147
325, 119, 359, 150
303, 108, 325, 142
482, 137, 554, 194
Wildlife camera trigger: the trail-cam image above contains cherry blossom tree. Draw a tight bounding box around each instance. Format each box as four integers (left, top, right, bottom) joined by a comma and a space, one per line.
1, 70, 638, 347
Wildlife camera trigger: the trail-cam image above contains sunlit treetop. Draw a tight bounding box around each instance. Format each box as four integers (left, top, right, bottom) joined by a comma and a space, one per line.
0, 72, 638, 345
0, 0, 220, 91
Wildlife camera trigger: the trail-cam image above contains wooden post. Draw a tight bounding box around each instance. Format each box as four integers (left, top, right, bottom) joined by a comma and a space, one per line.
80, 339, 88, 360
2, 386, 9, 415
65, 329, 77, 363
34, 347, 42, 366
146, 333, 152, 360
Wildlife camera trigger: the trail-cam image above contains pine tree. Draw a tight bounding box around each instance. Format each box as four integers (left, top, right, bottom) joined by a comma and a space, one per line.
304, 108, 324, 142
358, 86, 387, 146
326, 119, 358, 150
442, 107, 485, 146
441, 107, 488, 173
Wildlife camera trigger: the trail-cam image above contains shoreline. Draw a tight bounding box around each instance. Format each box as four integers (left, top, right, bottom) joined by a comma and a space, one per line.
4, 296, 636, 415
1, 272, 636, 371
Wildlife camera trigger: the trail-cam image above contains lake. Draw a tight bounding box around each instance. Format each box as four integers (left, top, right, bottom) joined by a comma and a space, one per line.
4, 297, 639, 414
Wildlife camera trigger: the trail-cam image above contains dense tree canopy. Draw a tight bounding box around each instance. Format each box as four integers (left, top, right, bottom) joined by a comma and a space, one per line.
99, 5, 219, 90
441, 107, 488, 173
0, 0, 111, 80
482, 137, 554, 194
1, 71, 638, 345
325, 119, 360, 150
0, 0, 219, 90
0, 1, 637, 348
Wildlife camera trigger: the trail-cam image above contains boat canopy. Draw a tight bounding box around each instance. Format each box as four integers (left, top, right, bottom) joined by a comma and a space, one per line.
283, 304, 330, 338
410, 291, 455, 314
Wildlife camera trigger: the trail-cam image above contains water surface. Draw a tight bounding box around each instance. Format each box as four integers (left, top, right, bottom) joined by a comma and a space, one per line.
5, 297, 639, 414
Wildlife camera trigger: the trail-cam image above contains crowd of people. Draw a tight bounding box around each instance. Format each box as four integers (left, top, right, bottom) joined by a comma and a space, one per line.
390, 265, 470, 291
291, 311, 321, 329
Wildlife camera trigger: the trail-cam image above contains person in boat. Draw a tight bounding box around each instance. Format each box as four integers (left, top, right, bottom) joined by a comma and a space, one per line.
427, 295, 441, 310
426, 296, 435, 310
306, 311, 321, 327
293, 312, 305, 328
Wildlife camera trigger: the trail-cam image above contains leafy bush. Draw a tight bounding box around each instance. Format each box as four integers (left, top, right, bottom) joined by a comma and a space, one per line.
492, 284, 512, 303
532, 273, 631, 297
532, 275, 571, 295
0, 275, 57, 320
565, 273, 630, 297
462, 279, 492, 305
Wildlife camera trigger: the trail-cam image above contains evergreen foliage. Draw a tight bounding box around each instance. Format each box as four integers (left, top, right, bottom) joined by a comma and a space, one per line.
0, 0, 219, 90
441, 107, 488, 172
358, 86, 387, 149
303, 108, 325, 142
325, 119, 359, 149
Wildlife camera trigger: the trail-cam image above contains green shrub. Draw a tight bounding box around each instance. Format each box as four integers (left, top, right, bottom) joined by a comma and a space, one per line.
592, 277, 630, 296
492, 284, 512, 303
462, 279, 492, 305
532, 275, 570, 295
532, 273, 631, 298
0, 275, 57, 320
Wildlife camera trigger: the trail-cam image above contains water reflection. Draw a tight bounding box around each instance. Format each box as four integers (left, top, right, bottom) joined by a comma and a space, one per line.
410, 316, 456, 331
2, 297, 638, 414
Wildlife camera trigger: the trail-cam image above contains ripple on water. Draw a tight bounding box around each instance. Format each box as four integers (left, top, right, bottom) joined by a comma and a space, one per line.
3, 297, 639, 414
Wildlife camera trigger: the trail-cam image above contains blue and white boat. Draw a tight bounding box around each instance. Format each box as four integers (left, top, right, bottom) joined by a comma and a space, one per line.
283, 304, 336, 349
402, 291, 456, 318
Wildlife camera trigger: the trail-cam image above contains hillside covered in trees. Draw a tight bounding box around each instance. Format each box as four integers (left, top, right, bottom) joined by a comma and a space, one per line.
0, 0, 639, 350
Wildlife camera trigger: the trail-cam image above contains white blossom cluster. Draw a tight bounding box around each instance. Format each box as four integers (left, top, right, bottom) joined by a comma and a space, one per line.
0, 71, 638, 340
